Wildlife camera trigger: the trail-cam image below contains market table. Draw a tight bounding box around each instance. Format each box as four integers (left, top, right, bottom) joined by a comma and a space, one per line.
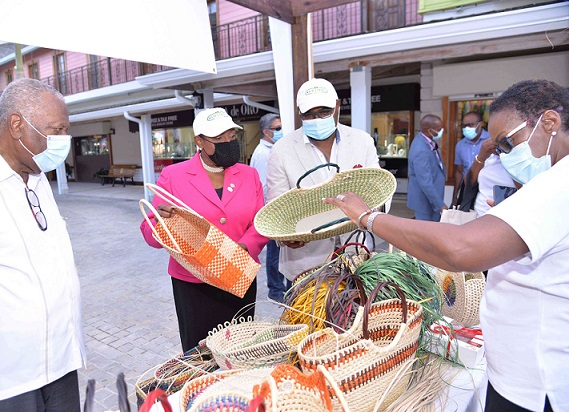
147, 359, 487, 412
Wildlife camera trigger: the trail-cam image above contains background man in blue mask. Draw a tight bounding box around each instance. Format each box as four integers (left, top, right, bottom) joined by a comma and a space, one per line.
0, 78, 86, 411
407, 114, 448, 221
452, 111, 490, 205
250, 113, 289, 303
266, 78, 380, 284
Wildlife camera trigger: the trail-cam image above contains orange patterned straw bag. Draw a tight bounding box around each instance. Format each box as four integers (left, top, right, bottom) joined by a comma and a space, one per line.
298, 282, 423, 412
140, 183, 260, 298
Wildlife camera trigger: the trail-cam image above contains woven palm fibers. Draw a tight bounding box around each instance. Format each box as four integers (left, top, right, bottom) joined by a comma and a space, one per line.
255, 167, 396, 242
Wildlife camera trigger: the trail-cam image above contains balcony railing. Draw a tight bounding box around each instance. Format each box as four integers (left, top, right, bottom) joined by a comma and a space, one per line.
40, 0, 423, 95
43, 58, 174, 96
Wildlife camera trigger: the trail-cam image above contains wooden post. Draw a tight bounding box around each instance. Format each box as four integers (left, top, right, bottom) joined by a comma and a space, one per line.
291, 14, 309, 129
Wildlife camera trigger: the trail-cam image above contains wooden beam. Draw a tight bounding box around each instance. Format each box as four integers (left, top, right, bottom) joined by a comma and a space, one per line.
226, 0, 294, 24
291, 14, 309, 128
290, 0, 356, 16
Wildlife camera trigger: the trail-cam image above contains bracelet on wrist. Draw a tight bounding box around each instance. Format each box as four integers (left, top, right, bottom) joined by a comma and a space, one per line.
366, 211, 382, 232
475, 154, 485, 165
357, 208, 377, 230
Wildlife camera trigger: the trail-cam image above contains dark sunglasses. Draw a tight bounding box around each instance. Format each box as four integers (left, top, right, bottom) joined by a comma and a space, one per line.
495, 106, 564, 155
269, 127, 282, 131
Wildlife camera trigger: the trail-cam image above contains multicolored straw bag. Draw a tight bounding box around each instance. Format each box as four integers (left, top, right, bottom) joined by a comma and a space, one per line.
140, 183, 260, 298
298, 282, 423, 412
134, 342, 218, 409
435, 270, 485, 327
248, 364, 350, 412
206, 317, 309, 370
179, 368, 274, 412
254, 164, 396, 242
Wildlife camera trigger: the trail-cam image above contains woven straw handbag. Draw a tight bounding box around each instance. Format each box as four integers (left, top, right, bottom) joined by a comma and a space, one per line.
134, 342, 218, 409
206, 317, 310, 370
248, 364, 351, 412
435, 270, 485, 327
298, 282, 423, 412
179, 367, 274, 412
254, 164, 396, 242
140, 183, 260, 298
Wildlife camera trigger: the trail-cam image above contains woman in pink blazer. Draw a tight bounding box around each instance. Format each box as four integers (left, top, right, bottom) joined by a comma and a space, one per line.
140, 108, 268, 351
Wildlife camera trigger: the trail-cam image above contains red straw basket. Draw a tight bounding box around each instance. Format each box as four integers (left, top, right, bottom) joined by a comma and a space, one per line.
140, 183, 260, 298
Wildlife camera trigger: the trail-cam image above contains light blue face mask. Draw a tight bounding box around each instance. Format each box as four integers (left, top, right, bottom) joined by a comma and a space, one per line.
302, 116, 337, 141
462, 126, 478, 141
20, 116, 71, 173
432, 128, 444, 141
499, 115, 552, 184
271, 129, 283, 143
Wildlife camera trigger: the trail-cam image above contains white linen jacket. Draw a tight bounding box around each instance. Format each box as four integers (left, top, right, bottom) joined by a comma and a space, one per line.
266, 123, 381, 280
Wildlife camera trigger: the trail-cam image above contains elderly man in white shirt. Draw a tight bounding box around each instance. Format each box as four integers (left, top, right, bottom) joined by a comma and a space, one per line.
0, 78, 85, 411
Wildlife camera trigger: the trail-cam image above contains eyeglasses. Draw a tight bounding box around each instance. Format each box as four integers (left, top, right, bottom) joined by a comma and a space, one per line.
461, 122, 479, 128
201, 133, 237, 143
494, 106, 563, 155
25, 188, 47, 231
269, 127, 282, 131
299, 108, 335, 121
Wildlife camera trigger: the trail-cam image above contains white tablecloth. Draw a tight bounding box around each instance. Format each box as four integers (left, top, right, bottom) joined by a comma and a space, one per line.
148, 361, 487, 412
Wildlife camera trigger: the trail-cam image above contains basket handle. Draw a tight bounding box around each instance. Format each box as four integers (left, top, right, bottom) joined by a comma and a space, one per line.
295, 162, 340, 189
138, 389, 173, 412
331, 242, 370, 259
139, 199, 183, 253
316, 365, 352, 412
362, 281, 408, 340
343, 229, 375, 253
310, 217, 350, 234
325, 272, 368, 333
145, 183, 203, 218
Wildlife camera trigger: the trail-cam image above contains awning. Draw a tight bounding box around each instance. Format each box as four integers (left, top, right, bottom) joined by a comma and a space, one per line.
0, 0, 216, 74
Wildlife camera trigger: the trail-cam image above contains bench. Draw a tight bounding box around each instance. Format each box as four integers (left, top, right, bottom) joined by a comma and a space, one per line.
97, 164, 137, 187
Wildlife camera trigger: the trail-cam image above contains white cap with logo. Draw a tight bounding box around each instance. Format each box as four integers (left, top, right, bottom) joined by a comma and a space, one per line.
296, 78, 338, 114
193, 108, 242, 138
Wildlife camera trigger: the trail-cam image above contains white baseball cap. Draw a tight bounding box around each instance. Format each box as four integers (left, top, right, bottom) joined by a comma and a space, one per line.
296, 78, 338, 114
193, 108, 242, 137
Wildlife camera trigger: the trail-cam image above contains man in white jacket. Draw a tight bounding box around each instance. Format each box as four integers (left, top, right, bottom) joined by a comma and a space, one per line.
266, 78, 380, 282
0, 78, 85, 411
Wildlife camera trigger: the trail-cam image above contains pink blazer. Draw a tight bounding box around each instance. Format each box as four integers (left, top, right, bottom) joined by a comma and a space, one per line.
140, 154, 269, 283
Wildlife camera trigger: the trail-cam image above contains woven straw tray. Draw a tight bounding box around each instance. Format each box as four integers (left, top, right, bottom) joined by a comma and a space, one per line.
254, 165, 396, 242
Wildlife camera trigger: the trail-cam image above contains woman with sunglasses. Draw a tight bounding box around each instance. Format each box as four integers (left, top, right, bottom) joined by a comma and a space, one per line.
325, 79, 568, 412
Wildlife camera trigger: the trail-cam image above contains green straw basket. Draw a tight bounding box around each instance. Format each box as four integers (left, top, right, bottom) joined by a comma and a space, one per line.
254, 164, 396, 242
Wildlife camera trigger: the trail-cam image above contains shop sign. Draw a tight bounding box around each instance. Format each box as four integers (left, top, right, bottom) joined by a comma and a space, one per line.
218, 101, 274, 122
129, 110, 195, 132
337, 83, 420, 113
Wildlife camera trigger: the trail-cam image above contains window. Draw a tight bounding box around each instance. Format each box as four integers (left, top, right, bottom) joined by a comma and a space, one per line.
6, 70, 13, 84
54, 52, 67, 94
28, 63, 39, 80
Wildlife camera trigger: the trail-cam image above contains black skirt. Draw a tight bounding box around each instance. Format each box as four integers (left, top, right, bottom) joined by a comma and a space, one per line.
171, 277, 257, 352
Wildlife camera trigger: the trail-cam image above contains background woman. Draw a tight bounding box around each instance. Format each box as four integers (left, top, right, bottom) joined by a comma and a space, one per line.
141, 107, 268, 351
325, 79, 568, 412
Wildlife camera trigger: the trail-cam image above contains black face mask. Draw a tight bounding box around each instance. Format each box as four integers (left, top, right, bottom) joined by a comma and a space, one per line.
207, 138, 241, 168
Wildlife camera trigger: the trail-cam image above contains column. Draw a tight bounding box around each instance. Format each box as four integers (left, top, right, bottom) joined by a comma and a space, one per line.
350, 65, 372, 134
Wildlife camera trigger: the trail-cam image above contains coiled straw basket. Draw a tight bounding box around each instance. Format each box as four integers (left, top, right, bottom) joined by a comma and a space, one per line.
298, 282, 423, 412
435, 270, 485, 327
140, 183, 260, 298
254, 164, 396, 242
206, 317, 309, 370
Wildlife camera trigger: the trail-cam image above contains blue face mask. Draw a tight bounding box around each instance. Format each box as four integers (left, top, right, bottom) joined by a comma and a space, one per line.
20, 116, 71, 173
432, 128, 444, 141
499, 115, 552, 184
302, 116, 337, 141
462, 126, 478, 141
271, 129, 283, 143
